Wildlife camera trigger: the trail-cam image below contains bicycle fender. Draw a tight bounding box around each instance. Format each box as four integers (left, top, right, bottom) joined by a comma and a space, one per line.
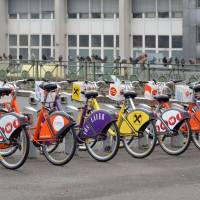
40, 111, 75, 139
0, 112, 27, 141
155, 108, 189, 133
82, 109, 116, 138
120, 109, 154, 134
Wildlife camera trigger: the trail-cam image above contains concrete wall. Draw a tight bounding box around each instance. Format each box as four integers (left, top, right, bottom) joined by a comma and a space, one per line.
0, 0, 8, 56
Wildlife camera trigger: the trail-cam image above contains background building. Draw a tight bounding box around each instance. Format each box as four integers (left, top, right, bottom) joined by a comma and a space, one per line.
0, 0, 198, 62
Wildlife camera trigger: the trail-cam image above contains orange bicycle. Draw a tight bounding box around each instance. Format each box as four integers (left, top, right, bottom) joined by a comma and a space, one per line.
29, 82, 77, 166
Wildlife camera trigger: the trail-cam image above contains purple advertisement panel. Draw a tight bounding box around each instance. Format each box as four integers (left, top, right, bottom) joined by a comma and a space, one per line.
82, 110, 115, 138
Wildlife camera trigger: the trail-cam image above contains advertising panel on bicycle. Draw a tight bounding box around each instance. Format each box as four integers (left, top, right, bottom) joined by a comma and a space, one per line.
72, 82, 97, 102
175, 85, 193, 103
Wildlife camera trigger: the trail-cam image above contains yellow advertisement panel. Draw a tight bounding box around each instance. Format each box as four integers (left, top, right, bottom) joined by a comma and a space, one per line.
120, 110, 150, 136
72, 83, 81, 101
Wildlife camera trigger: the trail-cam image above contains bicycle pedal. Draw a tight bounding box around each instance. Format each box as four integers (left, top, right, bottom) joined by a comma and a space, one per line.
32, 140, 41, 148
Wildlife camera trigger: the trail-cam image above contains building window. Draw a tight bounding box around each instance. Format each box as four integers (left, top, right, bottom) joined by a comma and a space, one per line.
9, 35, 17, 46
19, 48, 28, 60
79, 35, 89, 47
79, 13, 89, 19
133, 36, 142, 48
104, 49, 114, 61
79, 49, 89, 57
31, 35, 39, 46
133, 50, 142, 58
158, 36, 169, 48
103, 13, 114, 18
172, 50, 183, 59
53, 35, 55, 46
172, 36, 182, 48
41, 12, 52, 19
157, 0, 169, 18
145, 35, 156, 48
91, 13, 101, 18
197, 26, 200, 43
158, 12, 169, 18
9, 48, 17, 59
42, 48, 51, 59
104, 35, 114, 47
19, 35, 28, 46
197, 0, 200, 7
92, 35, 101, 47
133, 13, 142, 18
172, 11, 183, 18
68, 49, 77, 60
159, 51, 169, 58
68, 13, 77, 19
31, 49, 39, 59
116, 35, 119, 48
9, 14, 17, 19
31, 13, 40, 19
145, 12, 155, 18
19, 13, 28, 19
42, 35, 51, 46
68, 35, 77, 47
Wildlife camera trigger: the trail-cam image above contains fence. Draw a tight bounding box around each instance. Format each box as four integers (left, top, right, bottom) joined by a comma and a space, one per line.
0, 59, 200, 82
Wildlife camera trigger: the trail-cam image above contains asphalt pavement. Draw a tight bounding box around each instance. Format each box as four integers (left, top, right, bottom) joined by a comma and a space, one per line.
1, 145, 200, 200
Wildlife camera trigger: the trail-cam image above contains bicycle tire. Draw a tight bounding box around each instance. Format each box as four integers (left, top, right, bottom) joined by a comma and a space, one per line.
157, 119, 192, 155
85, 122, 120, 162
43, 128, 76, 166
122, 120, 157, 158
0, 127, 30, 170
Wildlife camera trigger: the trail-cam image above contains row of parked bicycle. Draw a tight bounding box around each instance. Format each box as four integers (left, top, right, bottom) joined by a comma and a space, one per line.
0, 78, 200, 170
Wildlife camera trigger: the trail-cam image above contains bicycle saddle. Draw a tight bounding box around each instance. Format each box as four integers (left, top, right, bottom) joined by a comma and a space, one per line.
193, 84, 200, 92
83, 91, 98, 99
0, 88, 12, 96
39, 83, 57, 92
124, 91, 137, 99
154, 95, 170, 103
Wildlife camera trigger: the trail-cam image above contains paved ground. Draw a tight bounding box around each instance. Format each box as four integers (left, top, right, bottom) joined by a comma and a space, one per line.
1, 144, 200, 200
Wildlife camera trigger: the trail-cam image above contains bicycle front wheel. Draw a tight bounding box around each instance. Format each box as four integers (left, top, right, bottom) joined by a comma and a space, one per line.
0, 127, 30, 170
157, 119, 192, 155
85, 122, 120, 162
192, 132, 200, 150
43, 128, 76, 166
122, 120, 157, 158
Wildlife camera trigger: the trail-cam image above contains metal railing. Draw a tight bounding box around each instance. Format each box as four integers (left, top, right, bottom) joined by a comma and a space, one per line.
1, 59, 200, 82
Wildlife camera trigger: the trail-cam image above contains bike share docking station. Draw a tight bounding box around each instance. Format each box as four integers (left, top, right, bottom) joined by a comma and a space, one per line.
18, 90, 185, 159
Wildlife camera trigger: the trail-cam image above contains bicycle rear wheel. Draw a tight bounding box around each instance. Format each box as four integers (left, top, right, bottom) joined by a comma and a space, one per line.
0, 127, 29, 170
85, 122, 120, 162
43, 128, 76, 166
122, 120, 157, 158
157, 119, 191, 155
